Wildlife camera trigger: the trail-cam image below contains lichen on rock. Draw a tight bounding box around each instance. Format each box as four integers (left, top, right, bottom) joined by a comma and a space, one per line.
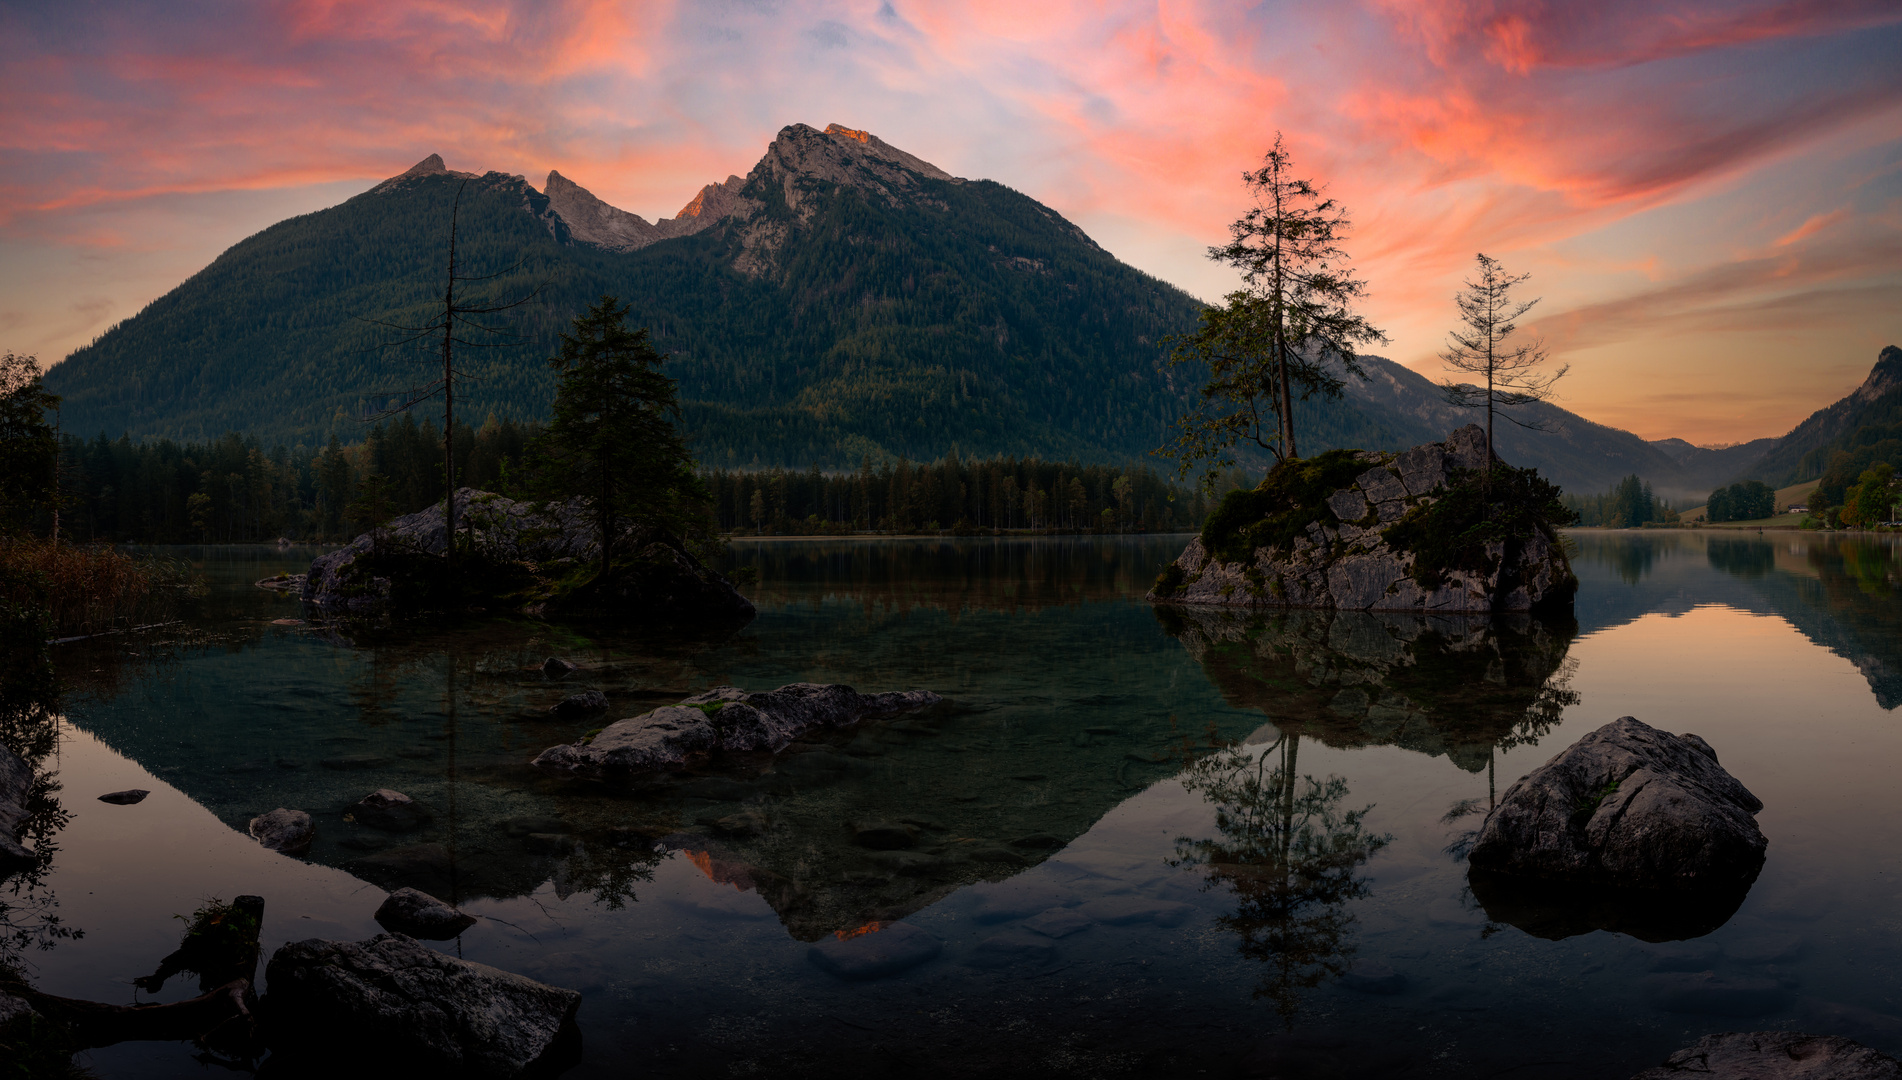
1148, 425, 1576, 614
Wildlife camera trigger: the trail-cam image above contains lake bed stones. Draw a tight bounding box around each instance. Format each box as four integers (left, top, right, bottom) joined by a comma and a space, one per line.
1632, 1032, 1902, 1079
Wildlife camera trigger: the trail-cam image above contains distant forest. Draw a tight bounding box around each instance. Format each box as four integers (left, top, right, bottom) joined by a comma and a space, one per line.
1564, 475, 1677, 528
47, 415, 1204, 544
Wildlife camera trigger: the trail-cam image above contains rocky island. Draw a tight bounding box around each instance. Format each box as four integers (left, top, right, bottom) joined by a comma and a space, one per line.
300, 488, 753, 621
1148, 426, 1576, 614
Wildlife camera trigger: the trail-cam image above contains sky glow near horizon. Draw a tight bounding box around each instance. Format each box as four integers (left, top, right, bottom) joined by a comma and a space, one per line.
2, 0, 1900, 445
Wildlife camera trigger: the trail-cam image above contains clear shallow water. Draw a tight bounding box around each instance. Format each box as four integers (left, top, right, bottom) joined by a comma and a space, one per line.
16, 531, 1902, 1077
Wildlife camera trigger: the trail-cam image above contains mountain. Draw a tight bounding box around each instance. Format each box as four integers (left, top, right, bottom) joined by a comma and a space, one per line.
44, 119, 1869, 500
1336, 359, 1769, 505
45, 123, 1204, 468
1740, 345, 1902, 487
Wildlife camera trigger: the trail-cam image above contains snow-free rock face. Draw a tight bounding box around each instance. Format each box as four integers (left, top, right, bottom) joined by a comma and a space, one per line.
532, 682, 942, 777
1468, 717, 1767, 891
300, 488, 753, 621
265, 933, 580, 1078
1148, 426, 1575, 614
1633, 1031, 1902, 1079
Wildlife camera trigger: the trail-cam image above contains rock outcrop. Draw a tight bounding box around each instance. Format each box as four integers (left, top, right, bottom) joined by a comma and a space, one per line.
300, 488, 753, 621
1148, 426, 1575, 613
1468, 717, 1767, 890
1633, 1032, 1902, 1079
265, 933, 579, 1078
532, 683, 942, 777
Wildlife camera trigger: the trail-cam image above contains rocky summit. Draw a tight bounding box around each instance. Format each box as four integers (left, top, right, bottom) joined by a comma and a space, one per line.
1148, 425, 1575, 613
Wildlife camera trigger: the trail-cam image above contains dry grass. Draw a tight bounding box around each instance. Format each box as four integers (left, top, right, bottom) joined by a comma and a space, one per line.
0, 535, 197, 638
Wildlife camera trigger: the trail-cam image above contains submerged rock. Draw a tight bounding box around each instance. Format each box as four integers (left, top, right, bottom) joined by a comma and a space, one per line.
265, 933, 580, 1078
1148, 426, 1575, 613
249, 808, 315, 855
1468, 717, 1766, 892
531, 683, 942, 777
350, 789, 431, 832
374, 887, 477, 940
1632, 1032, 1902, 1079
0, 744, 34, 870
548, 690, 607, 719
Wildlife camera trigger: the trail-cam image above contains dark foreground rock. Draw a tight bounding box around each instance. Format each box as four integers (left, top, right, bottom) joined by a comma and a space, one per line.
1468, 717, 1766, 892
248, 808, 314, 855
265, 933, 580, 1079
0, 743, 34, 870
807, 921, 942, 980
301, 488, 753, 622
349, 789, 430, 832
532, 682, 942, 777
1148, 425, 1574, 613
1633, 1032, 1902, 1079
374, 888, 477, 940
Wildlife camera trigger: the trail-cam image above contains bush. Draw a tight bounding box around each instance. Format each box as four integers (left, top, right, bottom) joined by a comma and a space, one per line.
0, 536, 199, 638
1199, 450, 1369, 564
1381, 464, 1575, 588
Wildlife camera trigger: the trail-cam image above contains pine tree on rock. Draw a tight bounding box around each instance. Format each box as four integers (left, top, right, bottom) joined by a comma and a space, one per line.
1440, 254, 1568, 461
534, 295, 709, 572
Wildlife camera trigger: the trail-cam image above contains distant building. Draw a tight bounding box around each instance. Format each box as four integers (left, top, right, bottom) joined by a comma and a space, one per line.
1786, 503, 1808, 513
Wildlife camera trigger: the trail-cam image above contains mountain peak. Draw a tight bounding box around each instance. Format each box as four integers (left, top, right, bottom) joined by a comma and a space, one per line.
372, 153, 479, 193
1859, 344, 1902, 402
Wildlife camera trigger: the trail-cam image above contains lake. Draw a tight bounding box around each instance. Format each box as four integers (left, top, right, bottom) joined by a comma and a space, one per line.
16, 529, 1902, 1078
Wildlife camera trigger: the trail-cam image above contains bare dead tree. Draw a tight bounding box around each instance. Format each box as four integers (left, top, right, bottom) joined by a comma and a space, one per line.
1440, 253, 1568, 461
359, 179, 542, 572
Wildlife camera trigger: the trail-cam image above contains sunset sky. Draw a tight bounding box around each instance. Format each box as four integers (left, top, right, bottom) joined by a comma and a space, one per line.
3, 0, 1899, 444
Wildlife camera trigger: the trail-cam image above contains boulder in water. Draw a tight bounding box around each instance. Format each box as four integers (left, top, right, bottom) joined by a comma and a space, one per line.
264, 933, 580, 1078
1632, 1031, 1902, 1079
97, 788, 150, 805
374, 888, 477, 940
248, 808, 314, 855
1468, 717, 1766, 891
531, 683, 941, 777
350, 789, 431, 832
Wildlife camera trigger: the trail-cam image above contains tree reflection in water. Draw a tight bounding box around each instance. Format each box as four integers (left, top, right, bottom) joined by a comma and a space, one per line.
1171, 732, 1390, 1021
1, 595, 80, 971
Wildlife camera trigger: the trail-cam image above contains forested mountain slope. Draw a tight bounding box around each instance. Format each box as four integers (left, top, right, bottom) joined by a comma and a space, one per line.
46, 124, 1213, 468
1742, 345, 1902, 486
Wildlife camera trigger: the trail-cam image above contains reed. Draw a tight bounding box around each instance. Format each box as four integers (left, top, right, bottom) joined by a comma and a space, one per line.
0, 535, 197, 638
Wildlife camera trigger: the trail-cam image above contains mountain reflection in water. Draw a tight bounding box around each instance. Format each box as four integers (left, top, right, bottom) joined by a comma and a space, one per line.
1570, 531, 1902, 708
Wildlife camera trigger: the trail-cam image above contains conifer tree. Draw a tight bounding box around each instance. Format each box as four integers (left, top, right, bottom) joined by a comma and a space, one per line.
1161, 133, 1385, 488
1440, 254, 1567, 461
534, 296, 709, 571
